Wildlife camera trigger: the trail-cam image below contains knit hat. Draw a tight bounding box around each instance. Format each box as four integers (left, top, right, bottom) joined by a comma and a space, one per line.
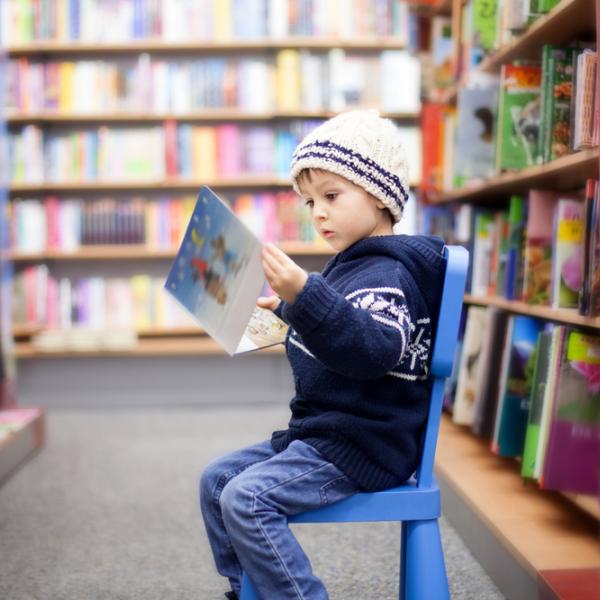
290, 110, 410, 223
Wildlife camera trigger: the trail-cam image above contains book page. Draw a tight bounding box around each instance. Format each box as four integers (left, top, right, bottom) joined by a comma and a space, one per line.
164, 186, 287, 355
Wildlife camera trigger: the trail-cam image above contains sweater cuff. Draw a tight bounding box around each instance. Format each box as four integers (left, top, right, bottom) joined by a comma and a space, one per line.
283, 273, 337, 333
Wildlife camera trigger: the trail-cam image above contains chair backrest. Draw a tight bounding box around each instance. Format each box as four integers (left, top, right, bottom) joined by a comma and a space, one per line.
415, 245, 469, 488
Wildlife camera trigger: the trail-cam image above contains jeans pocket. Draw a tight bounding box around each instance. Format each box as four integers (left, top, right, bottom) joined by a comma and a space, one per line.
319, 474, 357, 506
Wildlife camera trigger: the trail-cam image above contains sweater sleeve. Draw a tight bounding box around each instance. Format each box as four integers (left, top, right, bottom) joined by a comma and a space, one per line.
282, 272, 412, 380
273, 298, 289, 324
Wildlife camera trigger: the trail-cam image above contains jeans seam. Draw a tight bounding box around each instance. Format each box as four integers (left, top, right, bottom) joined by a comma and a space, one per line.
212, 462, 264, 573
250, 461, 338, 600
319, 474, 349, 506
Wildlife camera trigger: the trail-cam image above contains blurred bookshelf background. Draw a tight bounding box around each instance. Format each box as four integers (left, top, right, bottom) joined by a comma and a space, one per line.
1, 1, 599, 598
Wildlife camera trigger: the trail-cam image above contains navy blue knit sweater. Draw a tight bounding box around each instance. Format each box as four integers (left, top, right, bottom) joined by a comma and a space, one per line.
271, 234, 447, 491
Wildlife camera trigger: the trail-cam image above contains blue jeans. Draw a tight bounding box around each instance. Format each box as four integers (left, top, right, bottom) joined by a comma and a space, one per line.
199, 439, 361, 599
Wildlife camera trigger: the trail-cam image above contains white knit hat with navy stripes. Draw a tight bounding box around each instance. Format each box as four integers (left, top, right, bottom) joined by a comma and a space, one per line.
290, 110, 410, 223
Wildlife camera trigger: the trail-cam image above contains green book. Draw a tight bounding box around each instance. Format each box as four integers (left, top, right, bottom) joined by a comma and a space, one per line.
496, 64, 542, 171
472, 0, 497, 53
545, 47, 576, 162
521, 329, 553, 478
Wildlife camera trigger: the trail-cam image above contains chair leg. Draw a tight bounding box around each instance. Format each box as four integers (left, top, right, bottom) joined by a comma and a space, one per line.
399, 521, 408, 598
400, 519, 450, 600
240, 571, 259, 600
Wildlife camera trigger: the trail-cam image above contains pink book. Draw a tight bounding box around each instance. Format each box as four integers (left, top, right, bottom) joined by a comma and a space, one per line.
216, 124, 241, 177
45, 196, 60, 250
262, 193, 278, 243
522, 190, 558, 305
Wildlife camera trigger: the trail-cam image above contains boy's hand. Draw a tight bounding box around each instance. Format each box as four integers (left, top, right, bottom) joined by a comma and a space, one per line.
256, 295, 281, 312
261, 243, 308, 304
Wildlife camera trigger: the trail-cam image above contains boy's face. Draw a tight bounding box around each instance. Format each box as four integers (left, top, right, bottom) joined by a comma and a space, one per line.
297, 170, 394, 252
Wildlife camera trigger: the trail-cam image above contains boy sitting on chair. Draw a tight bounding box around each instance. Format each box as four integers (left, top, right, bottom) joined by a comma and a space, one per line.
200, 110, 447, 600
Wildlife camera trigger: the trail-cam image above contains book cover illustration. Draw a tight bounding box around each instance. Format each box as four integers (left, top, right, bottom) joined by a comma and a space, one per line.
492, 315, 544, 457
496, 64, 542, 171
454, 78, 498, 187
453, 306, 488, 425
522, 190, 558, 305
521, 328, 553, 479
541, 331, 600, 495
546, 48, 575, 162
551, 197, 584, 309
164, 186, 288, 355
472, 307, 510, 440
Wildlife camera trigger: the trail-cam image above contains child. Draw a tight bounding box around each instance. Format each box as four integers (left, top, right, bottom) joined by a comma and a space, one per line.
200, 110, 447, 600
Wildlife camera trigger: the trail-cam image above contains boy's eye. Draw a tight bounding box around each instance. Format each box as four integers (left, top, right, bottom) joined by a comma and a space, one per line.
304, 199, 314, 208
325, 192, 337, 201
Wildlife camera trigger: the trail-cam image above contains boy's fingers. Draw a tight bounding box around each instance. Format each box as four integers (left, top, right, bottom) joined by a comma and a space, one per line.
264, 244, 288, 266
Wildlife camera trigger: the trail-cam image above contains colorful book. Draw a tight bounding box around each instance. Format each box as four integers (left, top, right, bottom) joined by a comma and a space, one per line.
492, 315, 545, 457
551, 197, 584, 309
470, 211, 495, 296
472, 308, 510, 439
505, 195, 526, 300
534, 326, 567, 480
541, 331, 600, 494
521, 328, 554, 478
165, 186, 288, 355
453, 306, 488, 425
545, 47, 576, 162
522, 190, 558, 305
453, 77, 498, 187
496, 64, 542, 171
584, 181, 600, 317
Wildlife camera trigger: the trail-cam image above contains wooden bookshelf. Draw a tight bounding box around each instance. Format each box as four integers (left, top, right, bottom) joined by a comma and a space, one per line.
7, 178, 421, 195
11, 242, 333, 262
13, 336, 285, 358
6, 38, 408, 57
8, 177, 292, 194
6, 110, 420, 125
436, 415, 600, 576
434, 0, 596, 106
478, 0, 596, 73
429, 147, 599, 203
464, 294, 600, 331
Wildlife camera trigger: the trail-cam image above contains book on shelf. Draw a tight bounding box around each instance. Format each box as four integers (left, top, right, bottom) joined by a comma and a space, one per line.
550, 197, 584, 310
452, 305, 488, 425
469, 210, 494, 296
471, 307, 511, 439
534, 325, 567, 480
539, 45, 576, 164
453, 74, 498, 187
541, 329, 600, 495
1, 0, 415, 45
505, 195, 526, 301
521, 328, 554, 479
521, 189, 558, 306
164, 186, 288, 355
491, 315, 545, 458
573, 49, 598, 151
495, 64, 542, 172
582, 180, 600, 317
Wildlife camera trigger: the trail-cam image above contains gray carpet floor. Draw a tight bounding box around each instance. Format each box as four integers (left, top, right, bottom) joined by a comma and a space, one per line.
0, 406, 505, 599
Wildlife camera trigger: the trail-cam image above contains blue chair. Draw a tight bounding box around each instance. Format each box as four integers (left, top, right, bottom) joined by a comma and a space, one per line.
240, 245, 469, 600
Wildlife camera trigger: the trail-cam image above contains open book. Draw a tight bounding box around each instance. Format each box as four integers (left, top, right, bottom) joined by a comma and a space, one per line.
164, 186, 288, 355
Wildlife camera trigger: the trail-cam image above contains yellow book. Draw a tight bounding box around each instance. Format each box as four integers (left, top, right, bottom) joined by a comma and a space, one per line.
214, 0, 232, 40
276, 50, 301, 111
192, 127, 217, 180
59, 62, 75, 112
131, 275, 152, 330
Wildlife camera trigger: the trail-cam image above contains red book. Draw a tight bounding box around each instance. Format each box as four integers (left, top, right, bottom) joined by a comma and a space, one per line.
164, 119, 179, 178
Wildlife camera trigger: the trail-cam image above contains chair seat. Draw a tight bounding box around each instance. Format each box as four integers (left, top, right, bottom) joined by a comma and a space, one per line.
289, 476, 440, 524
